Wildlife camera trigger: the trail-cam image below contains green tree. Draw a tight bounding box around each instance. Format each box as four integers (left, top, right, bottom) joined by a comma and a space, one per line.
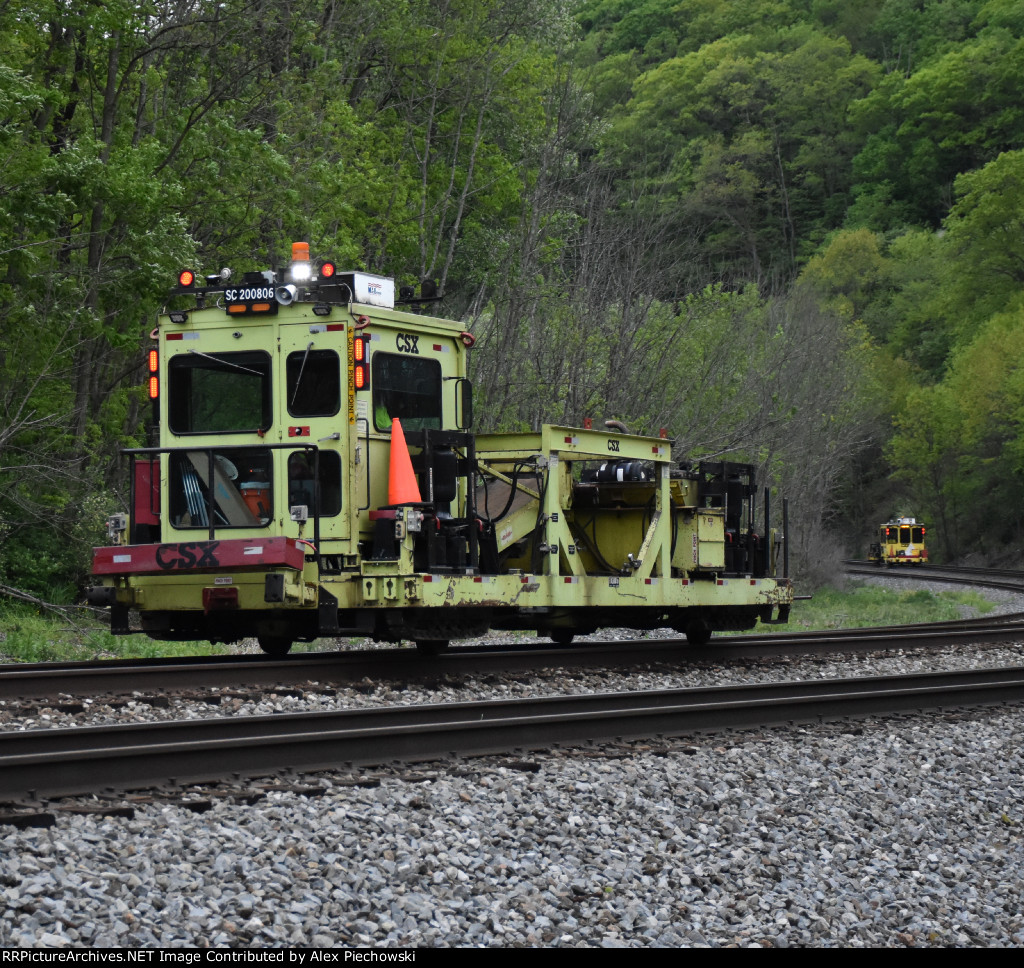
941, 149, 1024, 328
606, 25, 879, 285
887, 303, 1024, 557
887, 384, 971, 558
794, 228, 886, 323
848, 25, 1024, 229
861, 0, 982, 69
0, 0, 573, 598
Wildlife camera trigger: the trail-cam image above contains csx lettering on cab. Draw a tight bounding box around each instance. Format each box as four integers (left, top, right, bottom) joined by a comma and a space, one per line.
396, 333, 420, 354
155, 542, 221, 570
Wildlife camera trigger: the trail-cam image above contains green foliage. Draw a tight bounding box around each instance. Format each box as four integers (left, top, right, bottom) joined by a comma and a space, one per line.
603, 23, 879, 282
878, 230, 957, 375
942, 150, 1024, 329
887, 384, 972, 557
672, 0, 815, 55
810, 0, 887, 53
577, 0, 680, 62
852, 149, 1024, 559
798, 227, 887, 322
798, 226, 959, 377
0, 0, 573, 600
849, 25, 1024, 229
5, 0, 1024, 605
863, 0, 983, 67
979, 0, 1024, 33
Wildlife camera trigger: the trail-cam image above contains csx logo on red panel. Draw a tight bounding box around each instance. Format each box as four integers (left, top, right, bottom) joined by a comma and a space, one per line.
155, 542, 221, 570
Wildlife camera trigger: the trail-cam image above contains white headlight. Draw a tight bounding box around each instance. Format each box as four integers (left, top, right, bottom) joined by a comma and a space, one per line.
289, 261, 312, 282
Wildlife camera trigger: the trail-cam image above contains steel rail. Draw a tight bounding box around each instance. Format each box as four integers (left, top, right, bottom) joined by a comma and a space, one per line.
846, 560, 1024, 582
4, 615, 1024, 703
3, 667, 1024, 801
922, 565, 1024, 580
845, 562, 1024, 592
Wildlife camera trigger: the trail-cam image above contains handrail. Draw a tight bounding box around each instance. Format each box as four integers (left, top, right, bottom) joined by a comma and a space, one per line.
124, 443, 323, 565
356, 417, 371, 511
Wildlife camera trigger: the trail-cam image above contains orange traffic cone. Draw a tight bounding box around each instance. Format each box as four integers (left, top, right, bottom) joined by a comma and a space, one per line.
388, 418, 423, 505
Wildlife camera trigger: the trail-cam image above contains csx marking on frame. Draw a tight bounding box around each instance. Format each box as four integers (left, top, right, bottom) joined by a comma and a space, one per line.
155, 542, 221, 570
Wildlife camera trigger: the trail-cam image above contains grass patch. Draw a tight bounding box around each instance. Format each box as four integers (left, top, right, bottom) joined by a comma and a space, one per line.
770, 582, 997, 633
0, 601, 232, 663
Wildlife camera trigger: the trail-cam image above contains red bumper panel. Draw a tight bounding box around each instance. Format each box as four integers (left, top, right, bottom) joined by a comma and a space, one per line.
92, 536, 307, 576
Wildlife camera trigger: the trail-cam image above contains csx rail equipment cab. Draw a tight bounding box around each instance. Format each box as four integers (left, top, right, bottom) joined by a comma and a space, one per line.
89, 243, 794, 654
869, 517, 929, 566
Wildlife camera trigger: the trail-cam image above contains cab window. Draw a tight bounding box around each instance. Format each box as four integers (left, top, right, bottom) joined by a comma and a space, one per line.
287, 349, 340, 417
168, 351, 272, 434
372, 352, 442, 432
169, 448, 272, 529
288, 451, 342, 517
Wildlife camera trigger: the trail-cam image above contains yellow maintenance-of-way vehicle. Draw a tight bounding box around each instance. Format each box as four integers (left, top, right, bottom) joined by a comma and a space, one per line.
89, 244, 793, 654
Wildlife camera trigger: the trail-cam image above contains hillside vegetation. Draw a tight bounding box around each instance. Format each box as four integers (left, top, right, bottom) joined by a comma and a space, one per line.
2, 0, 1022, 604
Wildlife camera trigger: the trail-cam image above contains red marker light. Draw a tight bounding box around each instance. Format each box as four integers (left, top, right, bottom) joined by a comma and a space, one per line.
178, 269, 195, 287
352, 334, 369, 390
319, 261, 336, 279
147, 350, 159, 399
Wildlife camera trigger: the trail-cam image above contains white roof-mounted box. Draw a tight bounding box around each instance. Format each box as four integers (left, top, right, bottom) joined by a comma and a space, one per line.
336, 272, 394, 309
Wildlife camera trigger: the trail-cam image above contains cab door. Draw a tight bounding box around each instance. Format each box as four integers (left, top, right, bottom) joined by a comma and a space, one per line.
359, 324, 452, 513
278, 323, 350, 544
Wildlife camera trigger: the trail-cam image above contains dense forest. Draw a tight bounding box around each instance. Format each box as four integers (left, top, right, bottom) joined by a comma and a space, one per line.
2, 0, 1023, 602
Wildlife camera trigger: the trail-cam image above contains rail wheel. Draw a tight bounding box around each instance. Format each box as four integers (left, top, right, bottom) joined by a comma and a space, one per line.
549, 629, 575, 646
258, 635, 293, 657
415, 639, 449, 655
683, 620, 712, 646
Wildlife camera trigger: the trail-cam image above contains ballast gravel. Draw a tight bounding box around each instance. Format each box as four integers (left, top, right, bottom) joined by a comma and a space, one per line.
3, 709, 1024, 948
2, 578, 1024, 948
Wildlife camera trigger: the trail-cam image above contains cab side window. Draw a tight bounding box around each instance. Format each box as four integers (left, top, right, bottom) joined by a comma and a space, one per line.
287, 349, 340, 417
288, 451, 342, 517
371, 352, 442, 432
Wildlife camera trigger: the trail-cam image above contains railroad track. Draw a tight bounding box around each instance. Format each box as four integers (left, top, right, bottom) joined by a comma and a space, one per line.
845, 560, 1024, 592
3, 666, 1024, 802
3, 560, 1016, 706
4, 565, 1023, 805
4, 612, 1024, 702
